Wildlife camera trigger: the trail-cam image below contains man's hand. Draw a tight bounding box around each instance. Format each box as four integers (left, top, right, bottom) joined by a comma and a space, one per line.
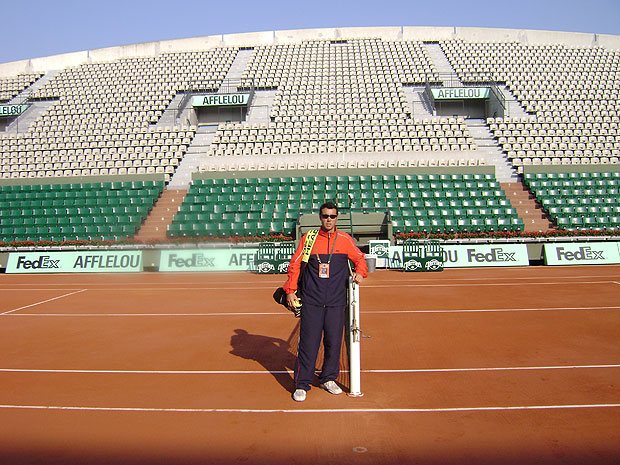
286, 292, 301, 311
352, 272, 364, 284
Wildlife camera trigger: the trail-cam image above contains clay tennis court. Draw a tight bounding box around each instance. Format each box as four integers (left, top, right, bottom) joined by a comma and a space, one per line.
1, 265, 619, 464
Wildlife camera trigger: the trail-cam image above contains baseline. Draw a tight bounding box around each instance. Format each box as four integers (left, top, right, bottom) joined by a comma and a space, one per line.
1, 403, 620, 414
1, 364, 620, 374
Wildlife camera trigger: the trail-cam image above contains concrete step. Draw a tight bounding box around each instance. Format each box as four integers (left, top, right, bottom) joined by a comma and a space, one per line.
465, 120, 519, 182
156, 93, 187, 127
224, 49, 255, 81
168, 154, 207, 188
135, 189, 187, 241
170, 126, 218, 187
497, 85, 533, 119
8, 70, 61, 104
247, 90, 276, 125
423, 43, 458, 76
403, 86, 434, 118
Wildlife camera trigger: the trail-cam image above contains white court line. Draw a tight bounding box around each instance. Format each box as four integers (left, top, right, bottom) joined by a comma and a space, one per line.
2, 364, 619, 375
0, 289, 85, 291
4, 305, 620, 317
365, 281, 619, 288
0, 289, 87, 316
3, 312, 288, 317
370, 274, 620, 283
366, 306, 620, 314
0, 403, 619, 414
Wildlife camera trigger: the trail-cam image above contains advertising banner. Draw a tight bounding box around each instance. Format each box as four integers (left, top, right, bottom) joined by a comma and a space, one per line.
0, 104, 30, 117
402, 240, 444, 272
253, 242, 295, 274
543, 242, 620, 266
159, 248, 259, 272
388, 245, 404, 269
6, 251, 142, 273
192, 94, 250, 107
431, 87, 490, 100
441, 244, 529, 268
369, 240, 391, 268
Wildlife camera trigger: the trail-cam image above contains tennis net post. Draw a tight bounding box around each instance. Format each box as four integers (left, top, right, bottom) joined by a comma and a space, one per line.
347, 276, 363, 397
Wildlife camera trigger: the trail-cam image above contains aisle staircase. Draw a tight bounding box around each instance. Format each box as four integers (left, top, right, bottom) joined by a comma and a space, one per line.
135, 189, 186, 241
502, 182, 553, 232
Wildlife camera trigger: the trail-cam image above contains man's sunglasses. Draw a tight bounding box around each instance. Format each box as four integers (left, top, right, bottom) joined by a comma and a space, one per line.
320, 214, 338, 219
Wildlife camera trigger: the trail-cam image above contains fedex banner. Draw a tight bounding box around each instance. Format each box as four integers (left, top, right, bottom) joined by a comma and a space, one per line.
6, 251, 142, 273
441, 244, 529, 267
159, 248, 259, 272
382, 243, 529, 268
544, 242, 620, 265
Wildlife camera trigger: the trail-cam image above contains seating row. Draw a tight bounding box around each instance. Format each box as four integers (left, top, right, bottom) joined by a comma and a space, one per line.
524, 170, 620, 230
200, 158, 486, 172
0, 179, 163, 241
169, 172, 518, 238
0, 73, 43, 101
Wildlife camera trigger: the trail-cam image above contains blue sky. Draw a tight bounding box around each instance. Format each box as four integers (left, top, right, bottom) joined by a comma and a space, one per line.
2, 0, 620, 64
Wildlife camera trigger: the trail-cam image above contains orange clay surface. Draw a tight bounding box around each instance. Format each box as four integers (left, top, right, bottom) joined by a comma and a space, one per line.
0, 265, 619, 464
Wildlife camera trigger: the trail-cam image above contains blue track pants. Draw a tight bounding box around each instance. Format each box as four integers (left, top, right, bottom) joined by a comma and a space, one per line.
294, 303, 346, 391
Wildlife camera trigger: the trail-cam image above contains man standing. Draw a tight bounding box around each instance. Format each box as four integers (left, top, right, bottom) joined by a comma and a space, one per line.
283, 202, 367, 401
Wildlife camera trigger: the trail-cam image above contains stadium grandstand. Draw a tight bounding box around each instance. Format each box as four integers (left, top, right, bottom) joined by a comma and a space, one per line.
1, 26, 620, 248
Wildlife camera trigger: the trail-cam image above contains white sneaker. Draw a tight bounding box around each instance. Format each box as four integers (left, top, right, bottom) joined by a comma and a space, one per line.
293, 389, 306, 402
320, 381, 343, 395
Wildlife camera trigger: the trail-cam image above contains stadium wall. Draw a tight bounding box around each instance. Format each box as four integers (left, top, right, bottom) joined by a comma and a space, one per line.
2, 26, 620, 77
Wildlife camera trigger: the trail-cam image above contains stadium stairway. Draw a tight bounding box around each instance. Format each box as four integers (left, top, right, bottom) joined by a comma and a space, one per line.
155, 93, 187, 128
466, 119, 519, 182
246, 89, 277, 124
402, 85, 434, 118
424, 43, 460, 80
168, 127, 217, 189
502, 182, 553, 232
497, 84, 531, 119
5, 70, 62, 134
134, 189, 186, 241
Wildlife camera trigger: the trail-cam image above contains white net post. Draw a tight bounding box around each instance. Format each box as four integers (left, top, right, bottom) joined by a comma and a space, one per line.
347, 276, 363, 397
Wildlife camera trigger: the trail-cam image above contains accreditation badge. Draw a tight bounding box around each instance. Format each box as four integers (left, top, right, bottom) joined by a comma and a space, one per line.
318, 263, 330, 278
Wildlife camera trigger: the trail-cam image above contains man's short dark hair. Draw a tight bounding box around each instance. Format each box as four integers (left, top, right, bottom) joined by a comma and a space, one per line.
319, 201, 338, 215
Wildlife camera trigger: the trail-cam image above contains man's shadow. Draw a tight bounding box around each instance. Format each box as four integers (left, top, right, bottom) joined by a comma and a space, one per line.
229, 326, 299, 392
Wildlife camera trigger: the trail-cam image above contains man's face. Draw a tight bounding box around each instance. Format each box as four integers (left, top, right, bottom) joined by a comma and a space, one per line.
319, 208, 338, 233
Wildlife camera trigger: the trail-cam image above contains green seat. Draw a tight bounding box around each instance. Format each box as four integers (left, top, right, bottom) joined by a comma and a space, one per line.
269, 221, 284, 233
444, 218, 458, 232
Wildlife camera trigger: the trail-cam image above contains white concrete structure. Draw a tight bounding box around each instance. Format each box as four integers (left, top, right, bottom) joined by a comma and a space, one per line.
2, 26, 619, 77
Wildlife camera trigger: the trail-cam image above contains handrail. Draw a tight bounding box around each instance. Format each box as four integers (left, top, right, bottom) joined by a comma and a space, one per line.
423, 81, 435, 115
489, 84, 507, 115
